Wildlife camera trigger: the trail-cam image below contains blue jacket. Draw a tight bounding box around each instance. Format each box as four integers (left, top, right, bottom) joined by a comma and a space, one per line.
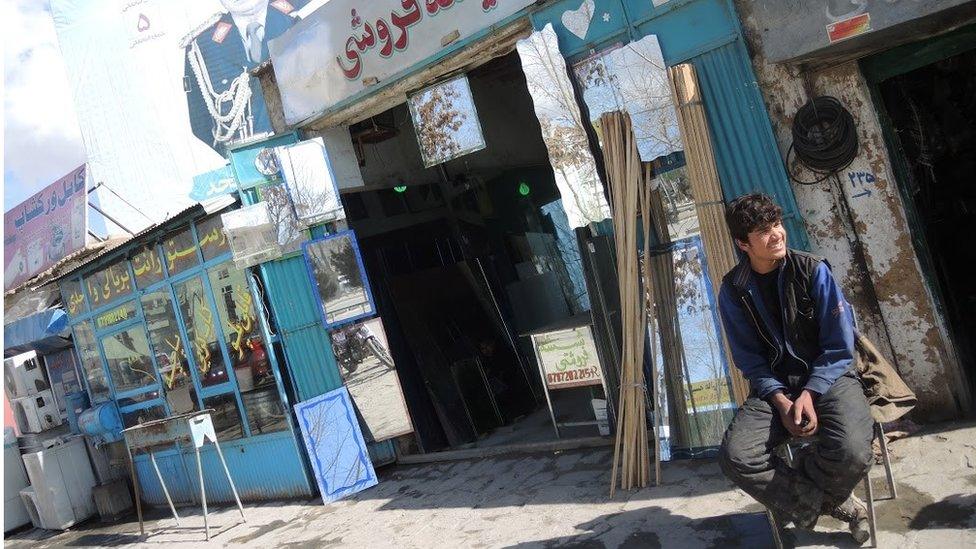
718, 250, 855, 399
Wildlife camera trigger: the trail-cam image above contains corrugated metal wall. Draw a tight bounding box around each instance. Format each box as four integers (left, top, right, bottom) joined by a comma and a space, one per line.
691, 40, 810, 250
260, 257, 344, 401
258, 246, 399, 465
134, 432, 312, 504
531, 0, 811, 250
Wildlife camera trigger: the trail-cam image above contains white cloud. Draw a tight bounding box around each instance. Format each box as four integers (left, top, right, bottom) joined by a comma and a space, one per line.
3, 0, 86, 210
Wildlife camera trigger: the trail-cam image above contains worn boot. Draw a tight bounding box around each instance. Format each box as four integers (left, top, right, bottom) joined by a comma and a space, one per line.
828, 494, 870, 543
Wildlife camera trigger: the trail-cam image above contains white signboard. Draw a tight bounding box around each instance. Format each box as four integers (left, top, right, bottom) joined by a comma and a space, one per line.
51, 0, 311, 231
269, 0, 536, 125
532, 325, 604, 390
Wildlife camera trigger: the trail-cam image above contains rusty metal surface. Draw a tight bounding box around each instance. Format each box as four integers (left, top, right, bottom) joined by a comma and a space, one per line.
122, 411, 210, 451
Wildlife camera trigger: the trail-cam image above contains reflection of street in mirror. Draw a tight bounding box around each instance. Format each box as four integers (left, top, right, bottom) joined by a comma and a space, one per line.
331, 317, 412, 442
306, 233, 374, 326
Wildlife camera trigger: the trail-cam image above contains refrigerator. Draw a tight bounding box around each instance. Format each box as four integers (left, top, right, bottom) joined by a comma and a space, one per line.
19, 436, 97, 530
3, 428, 31, 532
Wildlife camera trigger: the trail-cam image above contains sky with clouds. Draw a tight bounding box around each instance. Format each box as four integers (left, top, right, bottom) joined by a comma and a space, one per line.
3, 0, 87, 214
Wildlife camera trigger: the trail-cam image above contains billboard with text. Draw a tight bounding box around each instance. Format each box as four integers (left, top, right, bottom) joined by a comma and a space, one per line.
4, 165, 89, 291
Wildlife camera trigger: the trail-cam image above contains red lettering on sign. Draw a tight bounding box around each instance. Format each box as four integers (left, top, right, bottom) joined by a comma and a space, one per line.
338, 0, 507, 81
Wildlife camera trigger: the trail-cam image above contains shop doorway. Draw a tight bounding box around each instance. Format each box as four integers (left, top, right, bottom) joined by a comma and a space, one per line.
872, 32, 976, 399
339, 52, 607, 454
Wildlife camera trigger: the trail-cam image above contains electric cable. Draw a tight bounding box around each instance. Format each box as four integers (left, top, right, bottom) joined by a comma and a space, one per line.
787, 96, 859, 185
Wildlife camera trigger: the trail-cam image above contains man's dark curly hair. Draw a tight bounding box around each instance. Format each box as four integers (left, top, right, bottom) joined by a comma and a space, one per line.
725, 193, 783, 243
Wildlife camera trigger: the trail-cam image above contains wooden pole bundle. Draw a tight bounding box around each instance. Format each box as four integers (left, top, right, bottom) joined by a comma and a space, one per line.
667, 63, 751, 405
599, 111, 657, 495
643, 165, 695, 449
640, 166, 663, 488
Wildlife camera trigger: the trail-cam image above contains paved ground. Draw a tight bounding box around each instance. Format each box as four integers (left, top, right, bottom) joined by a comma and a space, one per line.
7, 421, 975, 548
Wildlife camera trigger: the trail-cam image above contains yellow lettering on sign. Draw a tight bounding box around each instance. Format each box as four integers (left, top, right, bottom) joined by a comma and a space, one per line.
166, 240, 197, 270
95, 305, 130, 328
67, 292, 85, 316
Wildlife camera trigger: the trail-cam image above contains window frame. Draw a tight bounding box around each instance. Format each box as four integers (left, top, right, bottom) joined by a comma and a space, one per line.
62, 211, 293, 441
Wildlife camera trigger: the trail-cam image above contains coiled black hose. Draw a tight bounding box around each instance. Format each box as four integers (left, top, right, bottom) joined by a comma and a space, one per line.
787, 96, 859, 185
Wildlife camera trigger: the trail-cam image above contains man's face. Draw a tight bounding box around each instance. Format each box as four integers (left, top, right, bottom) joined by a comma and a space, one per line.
736, 221, 787, 263
220, 0, 268, 16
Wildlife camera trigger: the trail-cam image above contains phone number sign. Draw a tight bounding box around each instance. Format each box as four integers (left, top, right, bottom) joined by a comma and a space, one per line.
532, 325, 603, 390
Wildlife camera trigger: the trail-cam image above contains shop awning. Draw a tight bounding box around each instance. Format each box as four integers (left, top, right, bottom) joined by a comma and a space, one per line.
3, 307, 71, 357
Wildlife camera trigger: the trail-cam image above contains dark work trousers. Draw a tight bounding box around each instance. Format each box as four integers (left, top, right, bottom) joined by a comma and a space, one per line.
718, 371, 874, 525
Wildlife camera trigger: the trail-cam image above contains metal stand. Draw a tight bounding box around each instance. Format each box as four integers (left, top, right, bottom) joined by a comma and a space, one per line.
766, 422, 896, 549
150, 452, 180, 525
875, 423, 897, 500
125, 443, 145, 536
527, 324, 611, 439
122, 411, 246, 541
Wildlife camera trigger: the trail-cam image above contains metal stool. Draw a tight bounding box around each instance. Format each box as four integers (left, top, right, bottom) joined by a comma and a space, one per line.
767, 422, 895, 548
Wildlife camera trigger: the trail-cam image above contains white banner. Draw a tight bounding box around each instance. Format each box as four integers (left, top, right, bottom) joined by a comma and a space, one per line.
51, 0, 309, 230
270, 0, 536, 125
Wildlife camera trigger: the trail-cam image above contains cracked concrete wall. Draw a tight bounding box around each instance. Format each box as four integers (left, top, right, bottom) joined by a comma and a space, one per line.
733, 1, 970, 420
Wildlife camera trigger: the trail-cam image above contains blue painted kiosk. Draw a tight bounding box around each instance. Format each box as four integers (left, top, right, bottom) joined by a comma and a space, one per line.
58, 196, 315, 504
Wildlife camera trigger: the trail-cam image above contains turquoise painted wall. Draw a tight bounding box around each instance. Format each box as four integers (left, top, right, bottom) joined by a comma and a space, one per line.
233, 138, 399, 466
529, 0, 810, 249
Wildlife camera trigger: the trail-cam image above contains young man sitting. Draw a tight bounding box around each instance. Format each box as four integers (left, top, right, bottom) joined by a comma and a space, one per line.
717, 193, 874, 543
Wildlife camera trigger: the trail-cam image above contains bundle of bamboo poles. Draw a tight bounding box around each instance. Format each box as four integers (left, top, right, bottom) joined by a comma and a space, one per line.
599, 111, 657, 495
668, 63, 750, 405
643, 164, 695, 450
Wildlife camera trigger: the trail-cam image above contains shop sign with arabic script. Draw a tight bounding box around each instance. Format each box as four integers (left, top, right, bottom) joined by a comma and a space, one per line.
533, 325, 604, 390
4, 165, 88, 291
269, 0, 535, 125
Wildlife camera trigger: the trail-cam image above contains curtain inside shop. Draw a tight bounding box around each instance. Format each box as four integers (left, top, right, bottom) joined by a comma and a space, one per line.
516, 24, 742, 457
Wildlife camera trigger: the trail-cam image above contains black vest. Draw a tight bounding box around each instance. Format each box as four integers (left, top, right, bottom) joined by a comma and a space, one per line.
722, 250, 824, 375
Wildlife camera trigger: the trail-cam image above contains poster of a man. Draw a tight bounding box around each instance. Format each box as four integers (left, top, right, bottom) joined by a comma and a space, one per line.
181, 0, 309, 155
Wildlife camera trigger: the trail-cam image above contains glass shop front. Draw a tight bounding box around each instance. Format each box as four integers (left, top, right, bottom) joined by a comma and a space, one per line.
59, 207, 312, 502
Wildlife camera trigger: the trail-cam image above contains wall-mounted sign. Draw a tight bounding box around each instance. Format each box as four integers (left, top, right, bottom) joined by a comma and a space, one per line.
62, 278, 87, 318
4, 165, 88, 291
269, 0, 536, 125
95, 302, 137, 329
131, 244, 164, 289
85, 259, 133, 308
190, 165, 236, 202
531, 325, 603, 390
